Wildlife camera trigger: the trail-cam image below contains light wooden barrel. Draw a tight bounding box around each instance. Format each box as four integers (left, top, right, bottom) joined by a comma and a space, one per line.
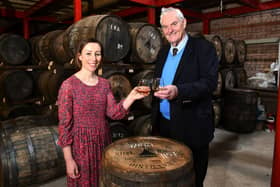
128, 22, 163, 63
100, 136, 195, 187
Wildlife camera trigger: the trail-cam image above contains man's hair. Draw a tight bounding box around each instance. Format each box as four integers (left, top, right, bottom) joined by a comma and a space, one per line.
160, 7, 185, 25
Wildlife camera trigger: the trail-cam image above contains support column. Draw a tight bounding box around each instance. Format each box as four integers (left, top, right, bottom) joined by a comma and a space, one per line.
23, 18, 29, 39
148, 7, 156, 24
203, 19, 210, 34
74, 0, 82, 22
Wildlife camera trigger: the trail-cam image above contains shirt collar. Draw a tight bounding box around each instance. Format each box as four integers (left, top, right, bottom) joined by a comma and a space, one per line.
170, 34, 188, 55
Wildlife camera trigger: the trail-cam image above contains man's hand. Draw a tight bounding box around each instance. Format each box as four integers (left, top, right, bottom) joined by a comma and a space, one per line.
154, 85, 178, 100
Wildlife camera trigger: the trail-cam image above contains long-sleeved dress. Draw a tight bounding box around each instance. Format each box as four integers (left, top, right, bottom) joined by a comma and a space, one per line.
57, 75, 128, 187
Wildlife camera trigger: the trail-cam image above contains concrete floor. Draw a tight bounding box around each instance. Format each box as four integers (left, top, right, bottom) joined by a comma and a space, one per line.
39, 128, 274, 187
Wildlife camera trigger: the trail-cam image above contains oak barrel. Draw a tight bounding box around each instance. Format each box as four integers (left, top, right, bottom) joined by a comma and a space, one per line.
222, 88, 258, 133
129, 114, 152, 136
220, 68, 237, 90
37, 30, 62, 64
63, 15, 130, 62
0, 104, 38, 120
102, 70, 132, 102
100, 136, 195, 187
204, 34, 223, 63
128, 22, 163, 63
212, 71, 223, 98
223, 38, 236, 65
235, 40, 246, 66
0, 126, 65, 187
212, 99, 222, 127
0, 34, 30, 65
232, 67, 247, 88
37, 68, 73, 104
49, 30, 72, 64
110, 121, 130, 142
0, 70, 34, 103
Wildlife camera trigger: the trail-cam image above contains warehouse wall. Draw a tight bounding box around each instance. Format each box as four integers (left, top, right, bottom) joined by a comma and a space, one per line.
187, 9, 280, 77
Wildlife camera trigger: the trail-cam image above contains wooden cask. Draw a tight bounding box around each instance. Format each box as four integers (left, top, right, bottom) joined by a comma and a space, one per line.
0, 126, 65, 187
100, 136, 195, 187
128, 22, 163, 63
63, 15, 130, 62
0, 34, 30, 65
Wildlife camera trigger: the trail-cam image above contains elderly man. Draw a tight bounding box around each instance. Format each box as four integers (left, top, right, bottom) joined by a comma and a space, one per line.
152, 7, 219, 187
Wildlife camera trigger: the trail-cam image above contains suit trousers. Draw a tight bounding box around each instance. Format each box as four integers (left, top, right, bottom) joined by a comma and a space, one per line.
159, 115, 209, 187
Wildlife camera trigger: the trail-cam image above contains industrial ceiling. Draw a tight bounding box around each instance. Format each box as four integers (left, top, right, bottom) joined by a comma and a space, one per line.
0, 0, 280, 37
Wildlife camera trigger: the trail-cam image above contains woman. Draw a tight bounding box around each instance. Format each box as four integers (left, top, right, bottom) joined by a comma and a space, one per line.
57, 38, 148, 186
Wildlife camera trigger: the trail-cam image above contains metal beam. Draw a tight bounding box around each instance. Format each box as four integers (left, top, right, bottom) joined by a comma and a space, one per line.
113, 7, 147, 17
239, 0, 260, 8
0, 8, 24, 18
128, 0, 184, 7
204, 1, 280, 19
181, 9, 205, 20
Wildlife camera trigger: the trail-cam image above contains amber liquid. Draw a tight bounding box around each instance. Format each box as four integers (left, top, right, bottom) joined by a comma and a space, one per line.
137, 86, 151, 94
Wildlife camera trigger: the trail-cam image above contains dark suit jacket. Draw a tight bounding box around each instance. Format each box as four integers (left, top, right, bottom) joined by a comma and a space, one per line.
151, 35, 219, 148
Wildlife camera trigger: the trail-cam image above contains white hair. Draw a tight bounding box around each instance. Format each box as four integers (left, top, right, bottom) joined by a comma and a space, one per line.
160, 7, 185, 25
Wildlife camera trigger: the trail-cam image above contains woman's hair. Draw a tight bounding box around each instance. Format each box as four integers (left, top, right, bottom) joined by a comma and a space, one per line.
160, 7, 185, 25
74, 38, 104, 69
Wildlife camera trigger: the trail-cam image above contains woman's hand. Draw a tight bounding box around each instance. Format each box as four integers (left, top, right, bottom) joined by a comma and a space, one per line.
122, 86, 150, 110
65, 159, 80, 179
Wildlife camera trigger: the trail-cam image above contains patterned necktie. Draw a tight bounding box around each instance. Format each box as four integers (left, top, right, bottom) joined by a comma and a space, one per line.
173, 48, 178, 56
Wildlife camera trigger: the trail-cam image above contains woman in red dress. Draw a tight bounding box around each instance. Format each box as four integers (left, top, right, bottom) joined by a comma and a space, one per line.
57, 38, 148, 187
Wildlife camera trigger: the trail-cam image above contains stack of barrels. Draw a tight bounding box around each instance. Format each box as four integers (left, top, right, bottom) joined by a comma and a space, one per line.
189, 32, 258, 133
0, 14, 164, 186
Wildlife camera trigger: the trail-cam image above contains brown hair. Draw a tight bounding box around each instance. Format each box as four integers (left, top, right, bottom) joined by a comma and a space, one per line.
74, 38, 104, 69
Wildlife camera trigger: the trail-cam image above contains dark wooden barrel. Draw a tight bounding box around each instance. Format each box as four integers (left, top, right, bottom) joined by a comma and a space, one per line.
204, 34, 223, 63
223, 38, 236, 65
128, 22, 162, 63
0, 70, 34, 104
232, 67, 247, 88
63, 15, 131, 62
212, 71, 223, 98
100, 136, 195, 187
0, 34, 31, 65
0, 104, 38, 120
131, 69, 154, 110
110, 121, 130, 142
37, 30, 63, 64
129, 114, 152, 136
0, 114, 58, 136
220, 68, 237, 91
222, 88, 258, 133
0, 125, 65, 187
29, 35, 43, 65
37, 68, 73, 104
49, 30, 72, 64
102, 70, 132, 102
235, 40, 246, 66
212, 99, 222, 127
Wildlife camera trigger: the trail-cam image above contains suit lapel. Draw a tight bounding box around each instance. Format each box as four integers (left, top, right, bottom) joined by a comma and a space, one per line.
173, 37, 194, 83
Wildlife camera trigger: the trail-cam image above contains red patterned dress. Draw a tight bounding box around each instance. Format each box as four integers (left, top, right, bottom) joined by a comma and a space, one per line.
57, 75, 128, 187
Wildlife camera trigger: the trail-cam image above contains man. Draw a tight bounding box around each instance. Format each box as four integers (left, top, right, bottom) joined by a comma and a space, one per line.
152, 7, 219, 187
